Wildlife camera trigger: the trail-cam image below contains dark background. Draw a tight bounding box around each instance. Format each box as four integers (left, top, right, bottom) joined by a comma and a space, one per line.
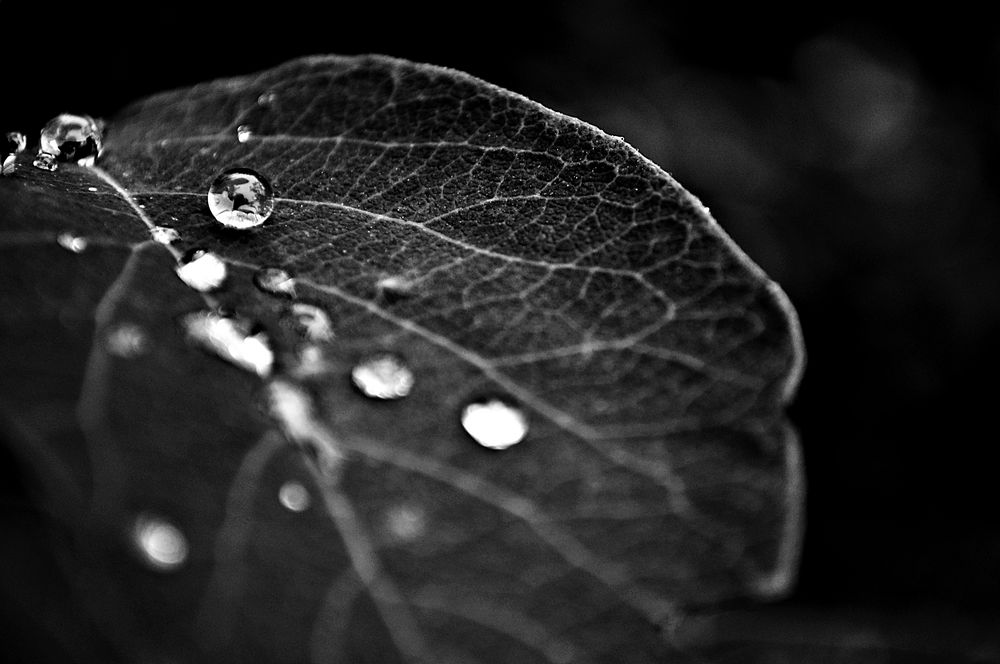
3, 1, 998, 658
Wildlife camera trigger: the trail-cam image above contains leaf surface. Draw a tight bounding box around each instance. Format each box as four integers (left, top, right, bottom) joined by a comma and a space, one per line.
0, 55, 804, 663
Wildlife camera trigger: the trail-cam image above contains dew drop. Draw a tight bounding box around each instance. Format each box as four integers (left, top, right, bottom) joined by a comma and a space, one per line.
461, 397, 528, 450
278, 481, 311, 512
87, 186, 98, 192
236, 125, 253, 143
207, 168, 274, 229
175, 249, 227, 292
105, 322, 149, 358
288, 303, 334, 342
181, 310, 274, 377
38, 113, 103, 166
351, 352, 414, 400
32, 151, 58, 171
253, 267, 296, 298
133, 514, 188, 571
384, 503, 426, 543
150, 225, 181, 244
56, 232, 87, 253
3, 131, 26, 154
376, 275, 415, 303
1, 154, 15, 176
257, 92, 277, 106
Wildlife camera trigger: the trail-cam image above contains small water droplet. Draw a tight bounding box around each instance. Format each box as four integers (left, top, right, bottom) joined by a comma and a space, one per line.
253, 267, 296, 298
376, 275, 415, 303
133, 514, 188, 571
3, 131, 26, 154
288, 303, 334, 342
38, 113, 103, 166
175, 249, 227, 292
384, 503, 426, 543
56, 232, 87, 253
32, 151, 58, 171
207, 168, 274, 229
87, 186, 98, 192
351, 352, 414, 400
278, 481, 311, 512
105, 322, 149, 358
461, 397, 528, 450
150, 225, 181, 244
181, 310, 274, 377
236, 125, 253, 143
1, 154, 15, 176
257, 92, 277, 106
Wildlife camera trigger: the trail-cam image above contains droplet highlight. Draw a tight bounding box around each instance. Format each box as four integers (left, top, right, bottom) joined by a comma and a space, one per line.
133, 514, 188, 571
38, 113, 103, 166
236, 125, 253, 143
254, 267, 296, 298
181, 310, 274, 377
150, 225, 181, 244
105, 322, 149, 358
207, 168, 274, 229
175, 249, 227, 292
351, 352, 414, 400
278, 481, 311, 512
461, 397, 529, 450
56, 232, 87, 253
288, 303, 334, 342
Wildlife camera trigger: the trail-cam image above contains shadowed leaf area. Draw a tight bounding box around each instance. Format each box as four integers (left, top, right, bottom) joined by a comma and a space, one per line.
0, 55, 803, 663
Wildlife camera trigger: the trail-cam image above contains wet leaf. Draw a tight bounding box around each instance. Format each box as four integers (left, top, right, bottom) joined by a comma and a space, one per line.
0, 55, 804, 663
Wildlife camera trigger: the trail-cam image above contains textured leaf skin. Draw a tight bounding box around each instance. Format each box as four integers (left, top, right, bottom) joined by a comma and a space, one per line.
0, 55, 804, 663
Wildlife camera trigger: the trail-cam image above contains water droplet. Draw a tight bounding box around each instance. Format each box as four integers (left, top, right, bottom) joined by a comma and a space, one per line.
175, 249, 227, 292
87, 186, 98, 192
257, 92, 277, 106
1, 154, 15, 176
3, 131, 26, 155
105, 322, 149, 358
253, 267, 296, 298
38, 113, 103, 166
461, 397, 528, 450
181, 310, 274, 377
288, 303, 334, 342
384, 503, 426, 543
351, 352, 414, 400
150, 225, 181, 244
133, 514, 188, 571
207, 168, 274, 230
236, 125, 253, 143
278, 481, 311, 512
376, 275, 415, 303
56, 232, 87, 253
32, 151, 58, 171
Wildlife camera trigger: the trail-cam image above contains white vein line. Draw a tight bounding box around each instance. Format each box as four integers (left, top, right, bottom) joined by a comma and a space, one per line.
88, 166, 156, 230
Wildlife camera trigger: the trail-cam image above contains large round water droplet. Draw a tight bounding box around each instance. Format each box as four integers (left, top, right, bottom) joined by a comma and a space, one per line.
175, 249, 227, 292
351, 353, 414, 400
133, 514, 188, 571
38, 113, 103, 166
56, 232, 87, 253
461, 397, 529, 450
254, 267, 296, 298
207, 168, 274, 229
278, 481, 311, 512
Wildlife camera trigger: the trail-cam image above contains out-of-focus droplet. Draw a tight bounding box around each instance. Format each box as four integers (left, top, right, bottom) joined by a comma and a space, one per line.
376, 275, 415, 303
254, 267, 296, 298
38, 113, 103, 166
175, 249, 227, 292
56, 232, 87, 253
384, 503, 426, 543
181, 310, 274, 377
278, 481, 311, 512
150, 225, 181, 244
207, 168, 274, 229
257, 92, 277, 107
3, 131, 26, 154
288, 303, 334, 342
133, 514, 188, 571
236, 125, 253, 143
461, 397, 528, 450
32, 151, 58, 171
86, 186, 98, 192
1, 154, 15, 176
351, 352, 414, 400
105, 322, 149, 358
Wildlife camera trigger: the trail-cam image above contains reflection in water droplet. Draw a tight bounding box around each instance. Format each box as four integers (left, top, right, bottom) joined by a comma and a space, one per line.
56, 232, 87, 253
105, 322, 149, 358
207, 168, 274, 229
384, 503, 426, 543
133, 514, 188, 571
175, 249, 227, 292
461, 397, 528, 450
236, 125, 253, 143
376, 275, 415, 303
289, 303, 334, 342
351, 353, 414, 400
4, 131, 27, 154
254, 267, 296, 298
38, 113, 103, 166
181, 310, 274, 377
278, 481, 311, 512
150, 225, 181, 244
32, 151, 58, 171
1, 154, 15, 176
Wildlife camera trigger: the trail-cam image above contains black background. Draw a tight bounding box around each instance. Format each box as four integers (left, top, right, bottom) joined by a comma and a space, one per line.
2, 0, 998, 657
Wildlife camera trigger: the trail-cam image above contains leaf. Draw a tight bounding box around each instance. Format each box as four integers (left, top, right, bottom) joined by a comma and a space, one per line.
0, 55, 805, 663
